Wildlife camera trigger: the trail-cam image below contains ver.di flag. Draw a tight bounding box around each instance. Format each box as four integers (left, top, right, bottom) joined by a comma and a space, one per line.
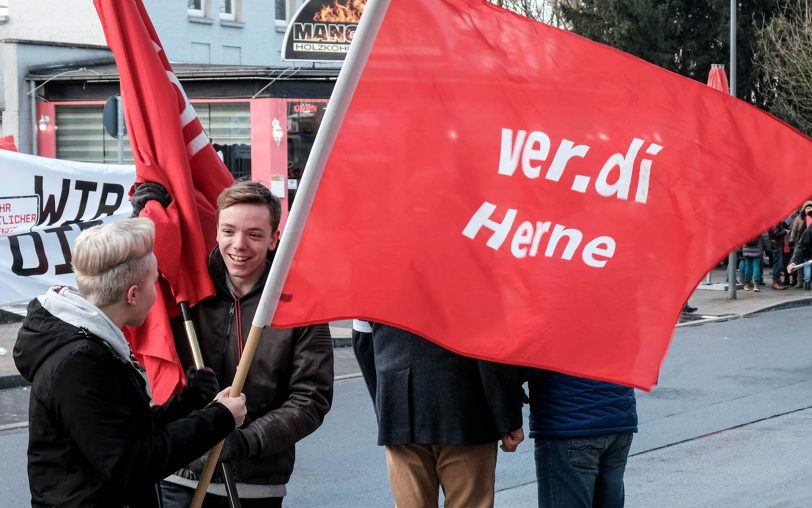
95, 0, 234, 402
272, 0, 812, 390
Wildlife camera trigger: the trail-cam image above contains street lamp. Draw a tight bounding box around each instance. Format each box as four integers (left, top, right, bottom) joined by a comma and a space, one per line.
727, 0, 738, 299
37, 114, 50, 132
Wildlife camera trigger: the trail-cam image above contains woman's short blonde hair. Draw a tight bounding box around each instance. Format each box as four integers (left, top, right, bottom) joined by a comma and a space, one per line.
72, 218, 155, 307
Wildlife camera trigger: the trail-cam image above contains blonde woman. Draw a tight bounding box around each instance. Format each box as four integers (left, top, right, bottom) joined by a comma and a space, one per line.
14, 218, 246, 508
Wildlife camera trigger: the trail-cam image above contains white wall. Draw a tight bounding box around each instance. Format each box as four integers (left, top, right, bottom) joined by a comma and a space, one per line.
0, 0, 340, 153
144, 0, 294, 66
2, 44, 110, 153
0, 0, 338, 69
0, 0, 291, 66
0, 0, 106, 45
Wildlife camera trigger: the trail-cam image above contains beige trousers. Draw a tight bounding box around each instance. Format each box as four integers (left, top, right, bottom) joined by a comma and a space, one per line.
384, 442, 497, 508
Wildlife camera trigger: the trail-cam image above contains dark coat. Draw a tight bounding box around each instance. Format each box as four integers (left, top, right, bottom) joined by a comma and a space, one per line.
171, 248, 334, 487
788, 200, 812, 247
14, 298, 234, 508
527, 370, 637, 439
791, 225, 812, 266
352, 323, 524, 446
768, 221, 789, 250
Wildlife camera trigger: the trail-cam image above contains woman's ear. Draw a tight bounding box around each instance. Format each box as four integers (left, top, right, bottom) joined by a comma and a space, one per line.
126, 285, 138, 305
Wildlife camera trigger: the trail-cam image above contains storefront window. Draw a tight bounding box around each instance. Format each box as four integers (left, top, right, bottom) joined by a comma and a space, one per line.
54, 102, 250, 178
196, 102, 252, 180
287, 100, 327, 209
55, 105, 133, 164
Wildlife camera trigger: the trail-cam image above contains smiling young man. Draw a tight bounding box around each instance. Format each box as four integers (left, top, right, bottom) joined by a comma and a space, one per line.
156, 181, 335, 507
215, 186, 282, 296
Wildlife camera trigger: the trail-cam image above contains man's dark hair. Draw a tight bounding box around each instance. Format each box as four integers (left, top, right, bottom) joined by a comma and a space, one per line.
216, 180, 282, 232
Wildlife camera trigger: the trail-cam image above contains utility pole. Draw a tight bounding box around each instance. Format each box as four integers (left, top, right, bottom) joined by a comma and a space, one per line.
116, 95, 125, 164
727, 0, 738, 299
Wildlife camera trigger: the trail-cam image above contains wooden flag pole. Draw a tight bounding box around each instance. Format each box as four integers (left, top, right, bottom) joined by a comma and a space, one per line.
180, 302, 205, 368
191, 326, 263, 508
180, 302, 241, 508
190, 0, 392, 506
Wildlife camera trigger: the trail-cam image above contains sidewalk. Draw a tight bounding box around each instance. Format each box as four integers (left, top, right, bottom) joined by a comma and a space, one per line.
0, 315, 354, 389
680, 266, 812, 325
1, 267, 811, 387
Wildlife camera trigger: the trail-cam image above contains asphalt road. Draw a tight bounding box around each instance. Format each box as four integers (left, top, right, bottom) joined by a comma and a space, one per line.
2, 307, 811, 506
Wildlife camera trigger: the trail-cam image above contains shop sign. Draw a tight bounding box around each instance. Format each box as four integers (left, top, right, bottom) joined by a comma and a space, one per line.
281, 0, 366, 61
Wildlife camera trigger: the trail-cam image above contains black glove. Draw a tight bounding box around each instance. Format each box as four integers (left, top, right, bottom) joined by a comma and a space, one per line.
185, 431, 259, 475
184, 367, 220, 404
185, 432, 246, 476
220, 430, 249, 462
130, 182, 172, 217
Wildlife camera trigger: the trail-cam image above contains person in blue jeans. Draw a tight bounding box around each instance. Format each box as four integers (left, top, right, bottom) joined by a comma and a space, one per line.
787, 224, 812, 290
528, 371, 637, 508
741, 233, 769, 291
768, 221, 790, 289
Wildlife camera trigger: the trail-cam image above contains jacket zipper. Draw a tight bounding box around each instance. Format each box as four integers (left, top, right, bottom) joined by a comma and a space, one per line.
224, 302, 235, 358
234, 296, 244, 358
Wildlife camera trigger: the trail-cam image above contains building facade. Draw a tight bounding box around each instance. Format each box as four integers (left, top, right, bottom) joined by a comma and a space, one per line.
1, 0, 344, 220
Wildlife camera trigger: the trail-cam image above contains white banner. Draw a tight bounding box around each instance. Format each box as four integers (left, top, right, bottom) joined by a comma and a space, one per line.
0, 150, 135, 311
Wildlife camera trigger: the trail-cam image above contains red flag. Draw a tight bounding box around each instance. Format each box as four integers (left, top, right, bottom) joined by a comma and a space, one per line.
95, 0, 234, 402
0, 135, 17, 152
273, 0, 812, 390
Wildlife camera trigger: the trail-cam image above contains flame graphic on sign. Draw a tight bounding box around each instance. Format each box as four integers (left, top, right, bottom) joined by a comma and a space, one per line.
313, 0, 365, 23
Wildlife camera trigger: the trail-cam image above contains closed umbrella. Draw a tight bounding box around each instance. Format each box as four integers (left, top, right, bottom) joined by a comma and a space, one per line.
707, 63, 730, 93
706, 64, 738, 297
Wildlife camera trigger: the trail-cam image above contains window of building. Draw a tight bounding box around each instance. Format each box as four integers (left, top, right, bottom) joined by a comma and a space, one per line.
54, 102, 251, 179
188, 0, 206, 17
191, 42, 211, 64
196, 102, 252, 180
55, 105, 133, 164
222, 45, 242, 64
219, 0, 235, 20
287, 100, 327, 208
275, 0, 289, 25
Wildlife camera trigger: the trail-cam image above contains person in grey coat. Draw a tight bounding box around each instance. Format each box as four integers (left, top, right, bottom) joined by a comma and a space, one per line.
741, 232, 769, 291
351, 321, 525, 508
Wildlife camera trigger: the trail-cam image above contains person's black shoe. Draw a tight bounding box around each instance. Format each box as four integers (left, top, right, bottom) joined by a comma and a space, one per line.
683, 304, 697, 313
805, 282, 811, 290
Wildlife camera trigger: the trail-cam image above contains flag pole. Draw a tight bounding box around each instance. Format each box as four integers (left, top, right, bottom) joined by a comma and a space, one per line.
180, 301, 242, 508
180, 302, 205, 368
190, 0, 392, 505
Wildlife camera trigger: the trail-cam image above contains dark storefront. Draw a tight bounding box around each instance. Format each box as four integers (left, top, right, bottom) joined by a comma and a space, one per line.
29, 61, 337, 225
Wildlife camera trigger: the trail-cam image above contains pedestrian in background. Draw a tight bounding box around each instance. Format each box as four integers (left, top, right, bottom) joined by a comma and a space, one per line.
352, 321, 525, 508
788, 223, 812, 290
788, 200, 812, 286
13, 218, 246, 508
768, 220, 789, 290
528, 371, 637, 508
741, 232, 769, 292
